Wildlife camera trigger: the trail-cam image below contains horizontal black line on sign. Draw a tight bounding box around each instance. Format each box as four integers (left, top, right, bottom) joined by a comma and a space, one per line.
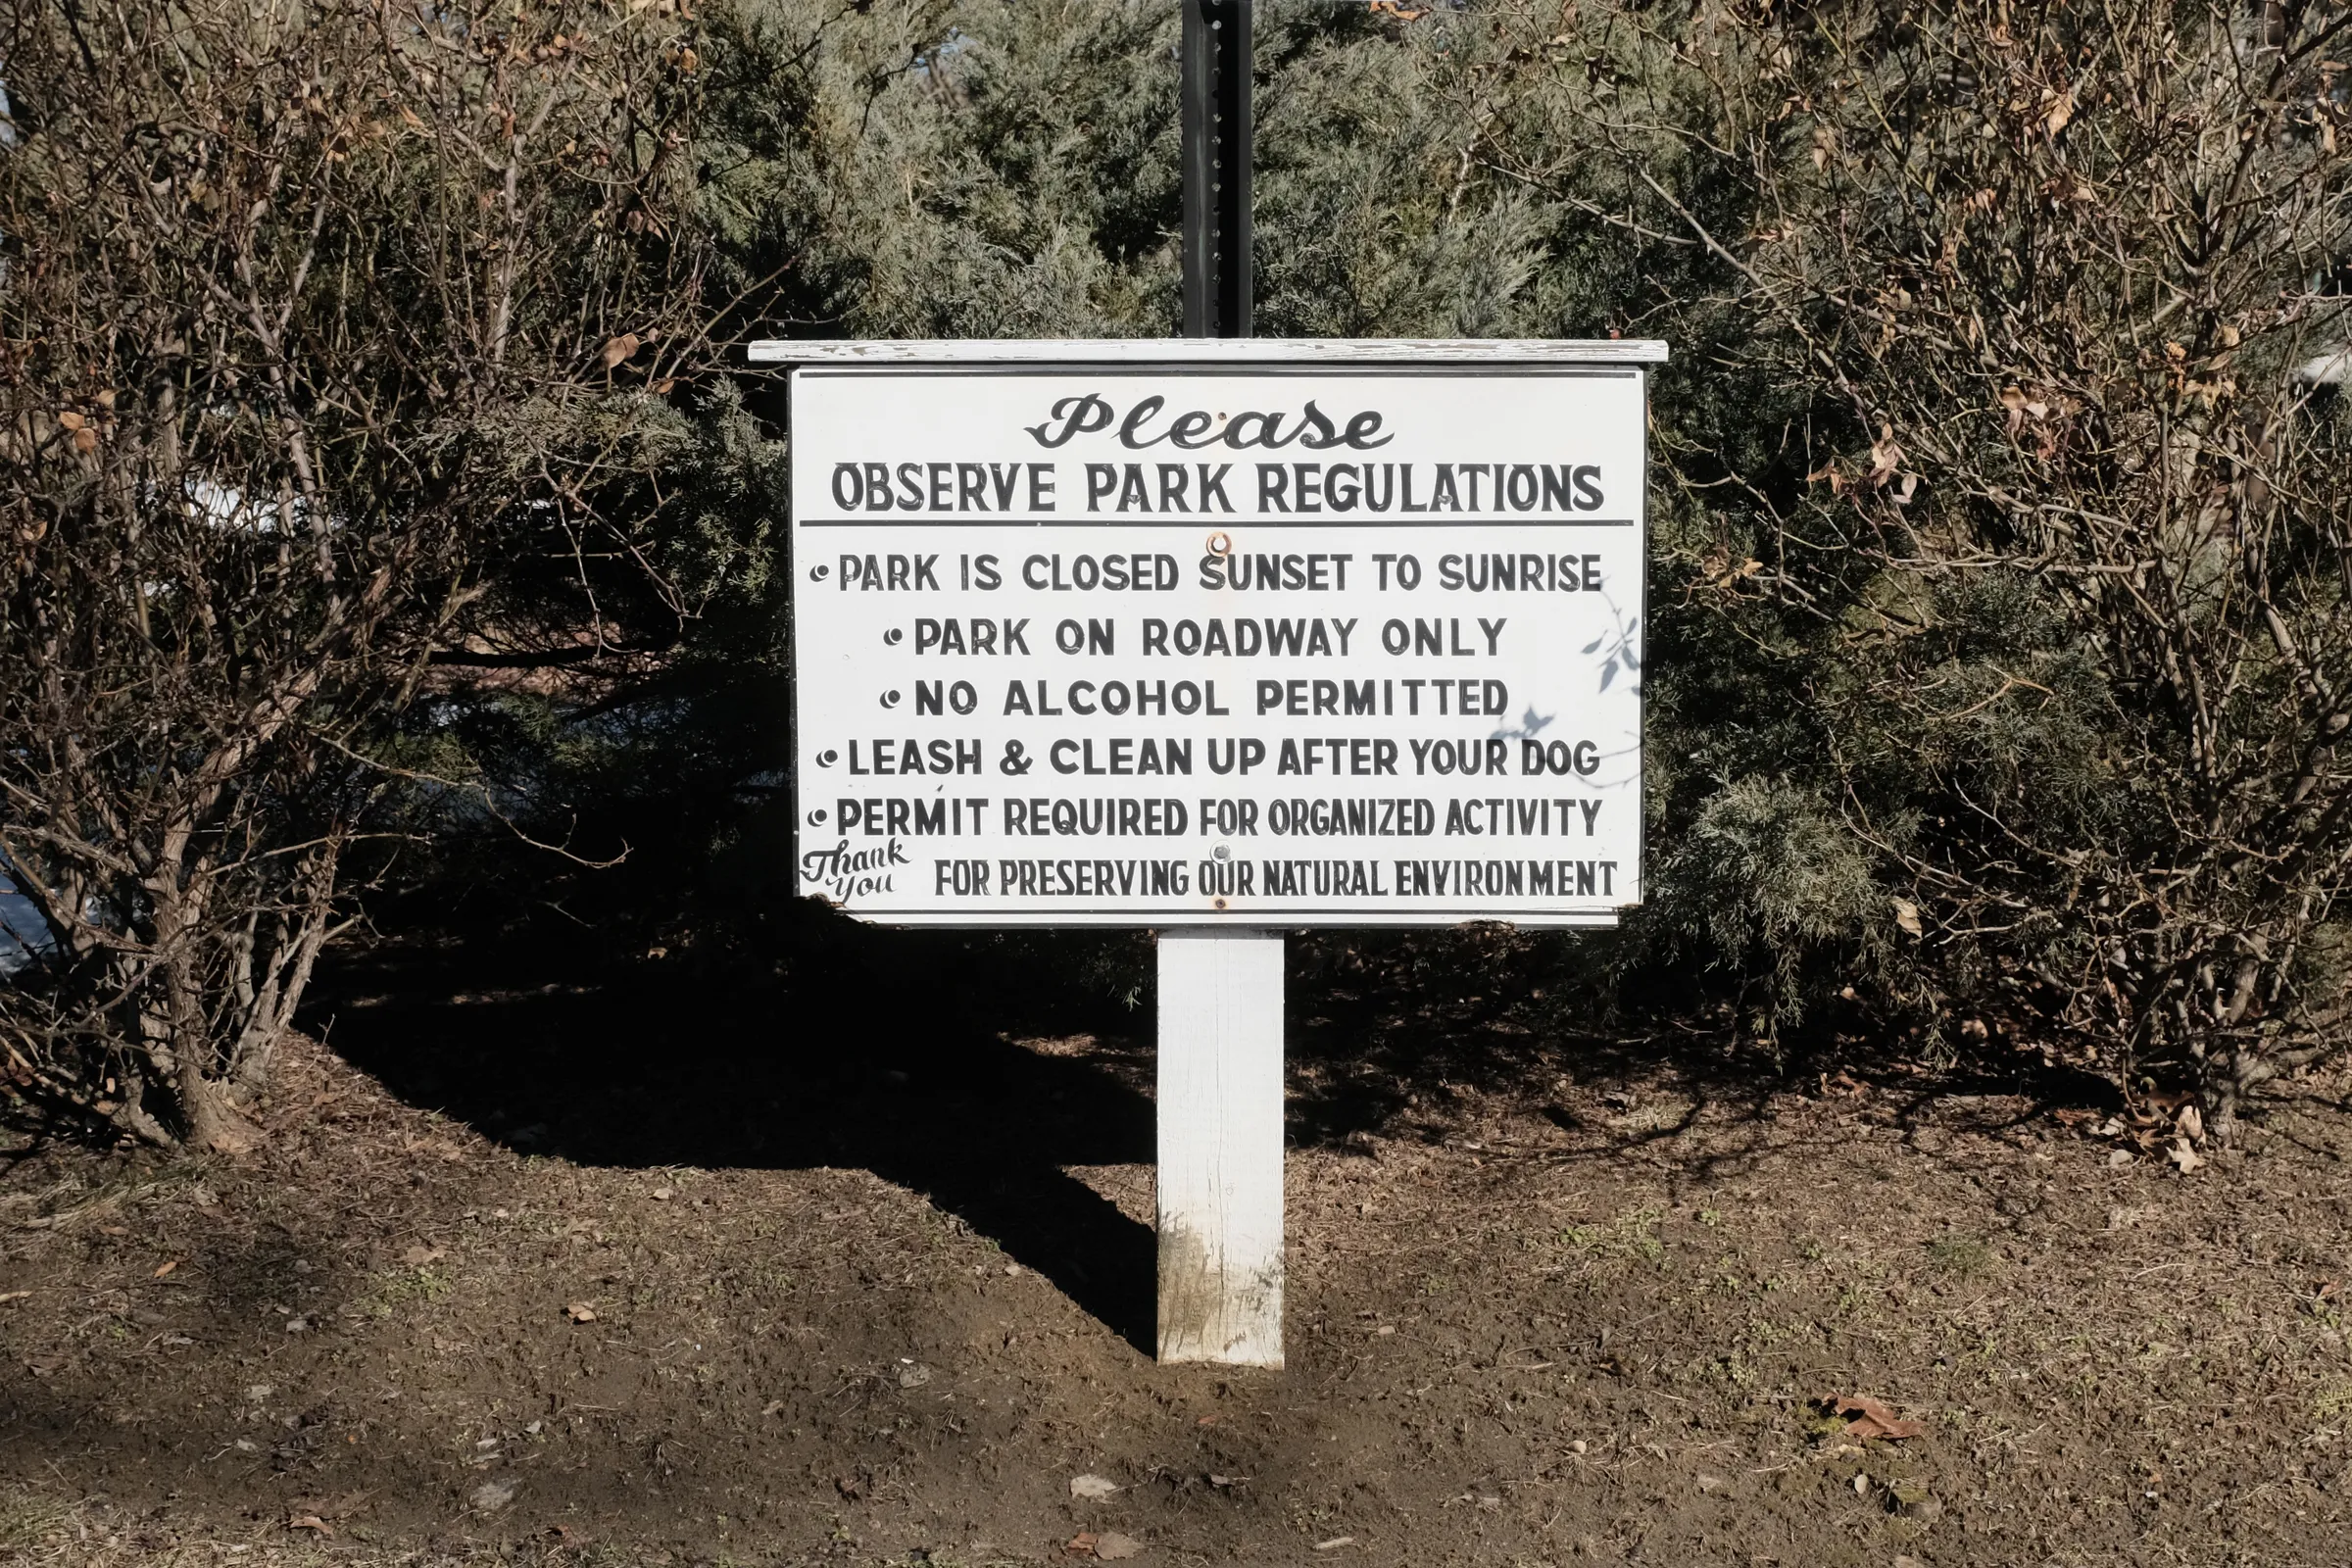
794, 517, 1640, 529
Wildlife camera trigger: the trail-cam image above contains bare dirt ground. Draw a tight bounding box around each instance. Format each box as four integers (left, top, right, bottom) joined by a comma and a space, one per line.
7, 932, 2352, 1568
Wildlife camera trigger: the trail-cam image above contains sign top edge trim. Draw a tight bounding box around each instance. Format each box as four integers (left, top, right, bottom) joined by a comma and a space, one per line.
747, 338, 1669, 365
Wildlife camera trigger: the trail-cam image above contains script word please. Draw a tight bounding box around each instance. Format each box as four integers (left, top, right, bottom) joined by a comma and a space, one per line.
1025, 395, 1393, 452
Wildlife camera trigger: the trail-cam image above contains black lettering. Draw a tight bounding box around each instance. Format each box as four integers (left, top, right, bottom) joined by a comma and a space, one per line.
1027, 393, 1114, 447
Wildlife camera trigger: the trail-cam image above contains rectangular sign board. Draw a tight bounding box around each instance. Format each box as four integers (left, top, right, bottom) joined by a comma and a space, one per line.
772, 340, 1659, 926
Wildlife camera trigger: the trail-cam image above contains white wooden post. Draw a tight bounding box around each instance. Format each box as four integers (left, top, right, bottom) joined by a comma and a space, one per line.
1155, 929, 1284, 1367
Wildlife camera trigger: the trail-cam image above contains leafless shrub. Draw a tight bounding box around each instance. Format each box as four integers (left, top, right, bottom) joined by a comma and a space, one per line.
0, 0, 713, 1149
1524, 0, 2352, 1130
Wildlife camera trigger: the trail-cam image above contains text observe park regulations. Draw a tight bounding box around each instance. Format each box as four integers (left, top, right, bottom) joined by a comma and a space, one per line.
782, 343, 1655, 926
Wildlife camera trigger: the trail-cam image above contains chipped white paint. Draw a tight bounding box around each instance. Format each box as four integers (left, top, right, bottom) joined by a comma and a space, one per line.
1155, 929, 1285, 1368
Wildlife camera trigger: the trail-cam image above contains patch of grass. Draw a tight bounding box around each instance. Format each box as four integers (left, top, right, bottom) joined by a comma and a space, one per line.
0, 1488, 73, 1551
2313, 1380, 2352, 1422
1926, 1233, 1993, 1278
1561, 1206, 1667, 1269
356, 1265, 454, 1318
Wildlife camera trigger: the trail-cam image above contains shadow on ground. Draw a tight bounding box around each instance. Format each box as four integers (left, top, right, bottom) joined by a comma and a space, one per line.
308, 906, 2128, 1354
311, 912, 1162, 1352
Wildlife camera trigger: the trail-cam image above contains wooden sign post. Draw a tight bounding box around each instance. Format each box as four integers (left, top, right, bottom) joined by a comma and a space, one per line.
1154, 927, 1284, 1365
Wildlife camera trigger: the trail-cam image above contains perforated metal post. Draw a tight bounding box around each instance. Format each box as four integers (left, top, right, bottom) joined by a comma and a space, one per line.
1180, 0, 1252, 340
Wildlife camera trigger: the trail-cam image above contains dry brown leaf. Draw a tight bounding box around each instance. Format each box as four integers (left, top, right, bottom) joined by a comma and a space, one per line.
1065, 1533, 1100, 1558
203, 1122, 255, 1156
2167, 1138, 2204, 1175
1869, 424, 1904, 484
291, 1489, 372, 1523
564, 1301, 598, 1323
1891, 898, 1923, 936
153, 1260, 178, 1279
1832, 1394, 1927, 1441
1094, 1533, 1143, 1561
288, 1514, 333, 1537
599, 333, 641, 368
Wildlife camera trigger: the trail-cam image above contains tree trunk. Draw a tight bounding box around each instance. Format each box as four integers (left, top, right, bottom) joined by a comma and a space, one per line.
2204, 1044, 2278, 1149
175, 1063, 258, 1155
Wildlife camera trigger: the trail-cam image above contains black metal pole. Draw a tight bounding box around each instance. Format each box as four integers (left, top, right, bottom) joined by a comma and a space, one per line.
1180, 0, 1251, 339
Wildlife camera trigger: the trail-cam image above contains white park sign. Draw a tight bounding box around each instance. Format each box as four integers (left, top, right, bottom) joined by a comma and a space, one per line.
772, 340, 1660, 927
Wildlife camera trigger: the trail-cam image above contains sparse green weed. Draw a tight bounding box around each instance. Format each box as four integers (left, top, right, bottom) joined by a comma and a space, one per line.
2314, 1380, 2352, 1422
357, 1266, 454, 1318
1561, 1205, 1667, 1269
1926, 1233, 1992, 1278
